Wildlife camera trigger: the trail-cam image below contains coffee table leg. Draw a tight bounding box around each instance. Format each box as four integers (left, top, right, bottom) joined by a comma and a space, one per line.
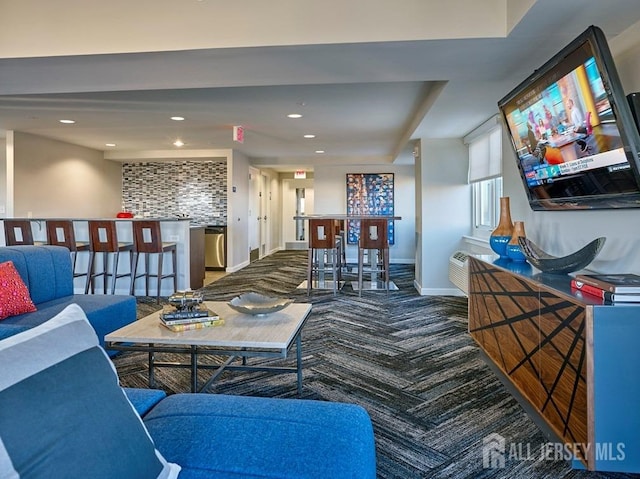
296, 333, 303, 395
191, 345, 198, 393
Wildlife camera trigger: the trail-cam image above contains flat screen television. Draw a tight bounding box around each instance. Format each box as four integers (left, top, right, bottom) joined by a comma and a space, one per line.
498, 25, 640, 210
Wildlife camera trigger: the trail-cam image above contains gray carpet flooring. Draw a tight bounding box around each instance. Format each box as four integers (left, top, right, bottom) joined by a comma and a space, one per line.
114, 251, 639, 479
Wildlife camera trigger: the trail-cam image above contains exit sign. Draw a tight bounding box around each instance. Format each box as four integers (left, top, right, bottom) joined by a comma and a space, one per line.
233, 125, 244, 143
294, 170, 306, 179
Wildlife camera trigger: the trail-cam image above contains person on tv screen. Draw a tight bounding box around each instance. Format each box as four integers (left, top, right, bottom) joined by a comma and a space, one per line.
567, 99, 584, 129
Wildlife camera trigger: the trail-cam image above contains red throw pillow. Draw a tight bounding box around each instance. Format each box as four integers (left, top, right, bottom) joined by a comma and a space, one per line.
0, 261, 37, 320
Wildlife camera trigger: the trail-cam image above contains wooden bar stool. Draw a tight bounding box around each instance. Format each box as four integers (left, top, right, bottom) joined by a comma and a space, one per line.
307, 219, 342, 296
131, 220, 177, 303
85, 220, 134, 295
3, 220, 43, 246
46, 220, 89, 280
357, 218, 390, 297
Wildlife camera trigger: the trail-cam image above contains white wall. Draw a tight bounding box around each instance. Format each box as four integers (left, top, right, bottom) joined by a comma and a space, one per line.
312, 163, 415, 264
227, 150, 250, 272
267, 170, 282, 255
417, 138, 470, 294
13, 132, 121, 217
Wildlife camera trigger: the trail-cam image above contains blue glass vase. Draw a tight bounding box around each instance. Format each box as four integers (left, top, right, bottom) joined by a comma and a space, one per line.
506, 221, 527, 262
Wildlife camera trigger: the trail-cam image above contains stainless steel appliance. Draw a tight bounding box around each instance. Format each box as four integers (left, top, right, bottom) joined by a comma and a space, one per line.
205, 226, 226, 270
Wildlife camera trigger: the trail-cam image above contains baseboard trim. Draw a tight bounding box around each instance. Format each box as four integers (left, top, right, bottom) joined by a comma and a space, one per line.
414, 282, 467, 297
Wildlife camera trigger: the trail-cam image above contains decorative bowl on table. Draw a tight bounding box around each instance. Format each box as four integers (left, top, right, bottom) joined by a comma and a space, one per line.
517, 236, 606, 275
228, 293, 293, 316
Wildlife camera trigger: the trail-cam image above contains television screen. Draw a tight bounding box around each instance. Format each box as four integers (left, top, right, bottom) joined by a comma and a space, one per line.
498, 25, 640, 210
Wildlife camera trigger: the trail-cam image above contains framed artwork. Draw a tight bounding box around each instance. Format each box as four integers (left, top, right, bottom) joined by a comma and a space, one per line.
346, 173, 394, 244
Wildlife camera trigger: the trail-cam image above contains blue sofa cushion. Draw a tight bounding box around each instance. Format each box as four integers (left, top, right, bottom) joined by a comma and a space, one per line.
124, 387, 168, 417
143, 393, 377, 479
0, 324, 30, 340
0, 304, 180, 479
0, 294, 136, 349
0, 246, 73, 304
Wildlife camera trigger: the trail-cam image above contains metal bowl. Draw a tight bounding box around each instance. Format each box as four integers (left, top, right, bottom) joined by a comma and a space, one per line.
518, 236, 606, 275
228, 293, 293, 316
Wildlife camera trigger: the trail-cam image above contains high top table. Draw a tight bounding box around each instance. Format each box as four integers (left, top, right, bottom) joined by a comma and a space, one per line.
293, 215, 401, 292
105, 301, 312, 394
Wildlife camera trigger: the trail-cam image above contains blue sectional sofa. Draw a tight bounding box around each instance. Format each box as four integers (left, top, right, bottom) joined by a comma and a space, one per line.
0, 245, 136, 349
0, 303, 377, 478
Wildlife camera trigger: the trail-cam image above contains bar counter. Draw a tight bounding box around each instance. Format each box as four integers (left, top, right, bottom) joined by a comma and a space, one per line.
1, 217, 199, 296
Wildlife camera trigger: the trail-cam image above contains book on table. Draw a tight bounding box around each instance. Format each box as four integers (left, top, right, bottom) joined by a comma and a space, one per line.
573, 273, 640, 293
160, 317, 225, 332
570, 279, 640, 302
160, 306, 220, 325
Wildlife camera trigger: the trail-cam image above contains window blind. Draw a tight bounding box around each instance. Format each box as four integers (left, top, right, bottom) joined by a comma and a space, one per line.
466, 120, 502, 183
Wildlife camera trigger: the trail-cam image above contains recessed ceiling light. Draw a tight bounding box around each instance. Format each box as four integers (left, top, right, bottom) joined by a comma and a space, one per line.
315, 150, 325, 154
105, 143, 116, 147
303, 134, 316, 139
287, 113, 303, 119
170, 116, 185, 121
59, 119, 75, 124
173, 139, 185, 147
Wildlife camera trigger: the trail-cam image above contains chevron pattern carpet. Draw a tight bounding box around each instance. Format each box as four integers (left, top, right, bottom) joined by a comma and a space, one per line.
114, 251, 635, 479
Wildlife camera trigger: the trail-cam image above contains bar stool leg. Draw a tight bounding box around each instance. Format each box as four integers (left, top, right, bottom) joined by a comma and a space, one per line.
144, 253, 151, 297
85, 252, 95, 294
384, 249, 390, 293
306, 249, 313, 296
358, 248, 364, 297
111, 252, 120, 295
130, 252, 139, 295
100, 253, 108, 294
172, 249, 178, 293
156, 252, 163, 302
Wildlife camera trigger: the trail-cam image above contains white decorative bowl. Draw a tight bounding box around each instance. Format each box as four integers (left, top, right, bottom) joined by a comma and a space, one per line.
228, 293, 293, 316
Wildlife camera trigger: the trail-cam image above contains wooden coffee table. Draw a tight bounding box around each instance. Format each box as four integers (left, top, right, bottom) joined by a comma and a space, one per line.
105, 301, 312, 394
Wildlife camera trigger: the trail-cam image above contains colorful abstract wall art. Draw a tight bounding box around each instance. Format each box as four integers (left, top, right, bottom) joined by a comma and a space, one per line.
346, 173, 394, 244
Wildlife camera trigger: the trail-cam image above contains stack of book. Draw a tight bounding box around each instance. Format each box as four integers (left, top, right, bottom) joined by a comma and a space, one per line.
160, 305, 224, 332
570, 273, 640, 303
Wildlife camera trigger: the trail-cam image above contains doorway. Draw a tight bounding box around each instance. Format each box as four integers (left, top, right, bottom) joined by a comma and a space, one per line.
282, 178, 314, 249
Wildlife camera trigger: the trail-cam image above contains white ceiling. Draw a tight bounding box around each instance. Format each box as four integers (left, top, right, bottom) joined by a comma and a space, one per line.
0, 0, 639, 171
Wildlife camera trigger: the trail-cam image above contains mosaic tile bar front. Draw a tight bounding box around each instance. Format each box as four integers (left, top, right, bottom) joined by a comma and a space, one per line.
122, 161, 227, 225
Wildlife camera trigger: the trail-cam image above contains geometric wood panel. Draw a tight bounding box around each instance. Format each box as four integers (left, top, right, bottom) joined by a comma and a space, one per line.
468, 257, 590, 466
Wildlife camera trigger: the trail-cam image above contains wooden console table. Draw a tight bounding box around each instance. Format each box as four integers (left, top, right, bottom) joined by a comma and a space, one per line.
468, 256, 640, 473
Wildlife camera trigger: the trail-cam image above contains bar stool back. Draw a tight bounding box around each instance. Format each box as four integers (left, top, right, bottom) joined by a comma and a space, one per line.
131, 221, 177, 303
4, 220, 37, 246
46, 220, 89, 279
85, 220, 134, 295
357, 218, 390, 297
307, 219, 342, 296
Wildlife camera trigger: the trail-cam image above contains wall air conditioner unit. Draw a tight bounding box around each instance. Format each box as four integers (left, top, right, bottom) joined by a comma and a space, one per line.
448, 251, 470, 295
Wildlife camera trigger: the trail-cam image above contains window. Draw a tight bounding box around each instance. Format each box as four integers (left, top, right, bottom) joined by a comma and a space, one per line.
473, 177, 503, 231
465, 117, 503, 238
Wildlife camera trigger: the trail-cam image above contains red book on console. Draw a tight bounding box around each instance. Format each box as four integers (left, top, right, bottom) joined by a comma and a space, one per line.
573, 273, 640, 293
571, 279, 640, 302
